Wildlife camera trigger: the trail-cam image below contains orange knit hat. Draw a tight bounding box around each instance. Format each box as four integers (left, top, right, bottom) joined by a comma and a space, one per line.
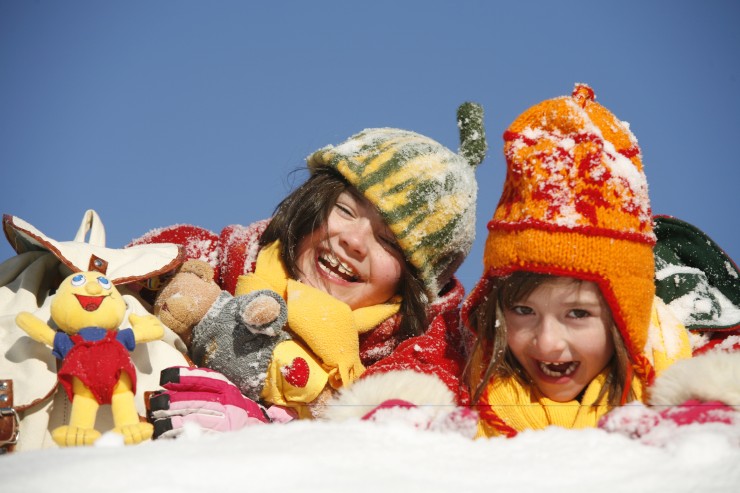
467, 83, 657, 384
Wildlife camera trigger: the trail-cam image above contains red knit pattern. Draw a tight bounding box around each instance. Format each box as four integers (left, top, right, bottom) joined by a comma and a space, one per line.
362, 309, 471, 405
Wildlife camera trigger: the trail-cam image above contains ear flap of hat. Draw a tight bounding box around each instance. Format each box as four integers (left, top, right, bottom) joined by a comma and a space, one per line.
3, 210, 184, 285
654, 215, 740, 332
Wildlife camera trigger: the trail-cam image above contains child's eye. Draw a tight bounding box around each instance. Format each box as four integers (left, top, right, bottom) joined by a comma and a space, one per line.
335, 203, 354, 217
511, 305, 534, 316
568, 309, 591, 319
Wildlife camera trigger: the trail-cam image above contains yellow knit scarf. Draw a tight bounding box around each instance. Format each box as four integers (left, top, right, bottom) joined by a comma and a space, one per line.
477, 369, 645, 438
235, 241, 401, 396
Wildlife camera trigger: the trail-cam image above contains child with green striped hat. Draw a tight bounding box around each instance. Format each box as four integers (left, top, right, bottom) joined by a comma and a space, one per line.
133, 102, 486, 433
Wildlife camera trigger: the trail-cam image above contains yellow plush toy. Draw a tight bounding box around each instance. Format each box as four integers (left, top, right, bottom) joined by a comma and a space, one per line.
15, 270, 165, 447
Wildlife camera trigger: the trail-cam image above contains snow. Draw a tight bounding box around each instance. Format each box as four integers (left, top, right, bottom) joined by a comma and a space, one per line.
3, 418, 739, 492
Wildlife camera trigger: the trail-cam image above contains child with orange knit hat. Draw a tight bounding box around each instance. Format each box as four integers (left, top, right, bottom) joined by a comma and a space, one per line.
462, 83, 697, 438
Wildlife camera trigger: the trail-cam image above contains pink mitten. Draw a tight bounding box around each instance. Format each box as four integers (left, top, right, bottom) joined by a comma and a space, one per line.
657, 399, 735, 426
361, 399, 478, 438
149, 366, 269, 438
598, 400, 737, 445
597, 403, 662, 439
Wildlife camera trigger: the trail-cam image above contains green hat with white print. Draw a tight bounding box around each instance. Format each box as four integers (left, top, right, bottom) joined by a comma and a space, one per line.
307, 102, 486, 299
654, 215, 740, 332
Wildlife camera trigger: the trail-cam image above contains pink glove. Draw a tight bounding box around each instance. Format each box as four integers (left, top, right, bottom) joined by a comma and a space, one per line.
148, 366, 269, 438
598, 400, 737, 445
361, 399, 479, 438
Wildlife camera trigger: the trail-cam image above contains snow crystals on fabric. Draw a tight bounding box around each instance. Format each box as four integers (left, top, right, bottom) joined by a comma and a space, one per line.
657, 262, 740, 328
511, 115, 650, 232
186, 238, 219, 267
646, 299, 688, 359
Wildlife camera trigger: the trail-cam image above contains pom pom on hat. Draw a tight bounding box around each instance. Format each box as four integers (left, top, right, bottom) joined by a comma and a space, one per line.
307, 103, 486, 299
468, 83, 657, 385
457, 101, 487, 167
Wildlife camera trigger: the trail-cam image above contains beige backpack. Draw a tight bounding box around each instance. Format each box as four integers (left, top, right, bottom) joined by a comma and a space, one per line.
0, 210, 189, 452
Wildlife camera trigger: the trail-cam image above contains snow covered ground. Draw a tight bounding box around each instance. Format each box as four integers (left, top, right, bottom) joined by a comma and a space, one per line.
3, 417, 739, 493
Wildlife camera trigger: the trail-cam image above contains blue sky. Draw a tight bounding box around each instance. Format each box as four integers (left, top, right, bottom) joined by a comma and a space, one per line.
1, 0, 738, 292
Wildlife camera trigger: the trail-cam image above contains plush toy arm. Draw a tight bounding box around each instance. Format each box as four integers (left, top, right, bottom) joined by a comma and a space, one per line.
129, 313, 165, 343
15, 311, 56, 347
235, 289, 287, 337
190, 292, 293, 401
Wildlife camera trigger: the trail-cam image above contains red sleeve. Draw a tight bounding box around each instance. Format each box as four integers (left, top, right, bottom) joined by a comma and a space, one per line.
127, 224, 220, 281
362, 308, 471, 406
127, 219, 271, 294
218, 219, 270, 294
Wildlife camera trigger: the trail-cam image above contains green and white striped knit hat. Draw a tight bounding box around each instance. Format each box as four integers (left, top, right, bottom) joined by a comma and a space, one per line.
307, 102, 486, 300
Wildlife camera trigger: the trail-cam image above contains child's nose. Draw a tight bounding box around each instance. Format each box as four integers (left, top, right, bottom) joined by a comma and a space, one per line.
339, 220, 371, 256
534, 317, 568, 353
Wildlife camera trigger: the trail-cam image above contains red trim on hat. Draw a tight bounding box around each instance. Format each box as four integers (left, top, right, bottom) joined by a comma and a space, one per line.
619, 365, 633, 405
488, 219, 656, 246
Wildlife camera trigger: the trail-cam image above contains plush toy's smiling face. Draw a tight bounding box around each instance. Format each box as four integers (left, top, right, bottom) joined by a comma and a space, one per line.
50, 271, 127, 333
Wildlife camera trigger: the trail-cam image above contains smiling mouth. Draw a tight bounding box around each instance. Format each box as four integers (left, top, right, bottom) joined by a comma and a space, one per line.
538, 361, 579, 377
318, 251, 360, 283
75, 294, 106, 312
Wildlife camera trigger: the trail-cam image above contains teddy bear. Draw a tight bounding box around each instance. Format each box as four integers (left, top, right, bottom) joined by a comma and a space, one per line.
153, 259, 287, 347
152, 259, 291, 401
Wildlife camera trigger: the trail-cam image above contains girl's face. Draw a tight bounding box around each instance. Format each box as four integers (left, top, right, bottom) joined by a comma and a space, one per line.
295, 190, 404, 310
504, 277, 614, 402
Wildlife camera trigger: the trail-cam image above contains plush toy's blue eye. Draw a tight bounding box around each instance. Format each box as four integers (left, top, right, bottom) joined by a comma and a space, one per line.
97, 276, 112, 290
71, 274, 86, 286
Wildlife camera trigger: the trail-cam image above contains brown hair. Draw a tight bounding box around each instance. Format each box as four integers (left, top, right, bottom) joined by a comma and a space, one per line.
468, 271, 635, 407
260, 166, 429, 340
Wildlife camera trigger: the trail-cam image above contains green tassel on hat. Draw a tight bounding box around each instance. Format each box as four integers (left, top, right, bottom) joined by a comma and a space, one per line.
307, 102, 486, 299
457, 101, 487, 167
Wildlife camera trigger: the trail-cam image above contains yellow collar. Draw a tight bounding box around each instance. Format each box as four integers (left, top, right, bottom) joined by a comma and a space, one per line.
478, 369, 644, 438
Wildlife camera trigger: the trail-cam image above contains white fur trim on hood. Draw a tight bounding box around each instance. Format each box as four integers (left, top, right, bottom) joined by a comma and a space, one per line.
649, 351, 740, 409
321, 370, 456, 421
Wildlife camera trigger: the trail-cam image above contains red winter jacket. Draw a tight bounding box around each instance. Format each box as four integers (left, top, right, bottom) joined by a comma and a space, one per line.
129, 220, 471, 405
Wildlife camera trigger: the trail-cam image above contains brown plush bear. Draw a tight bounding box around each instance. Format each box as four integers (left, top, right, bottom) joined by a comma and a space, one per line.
153, 259, 285, 348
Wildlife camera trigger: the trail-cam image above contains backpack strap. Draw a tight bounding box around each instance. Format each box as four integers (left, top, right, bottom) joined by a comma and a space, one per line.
0, 380, 19, 453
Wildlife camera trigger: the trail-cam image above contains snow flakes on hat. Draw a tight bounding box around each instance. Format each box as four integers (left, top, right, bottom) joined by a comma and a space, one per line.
498, 84, 654, 241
